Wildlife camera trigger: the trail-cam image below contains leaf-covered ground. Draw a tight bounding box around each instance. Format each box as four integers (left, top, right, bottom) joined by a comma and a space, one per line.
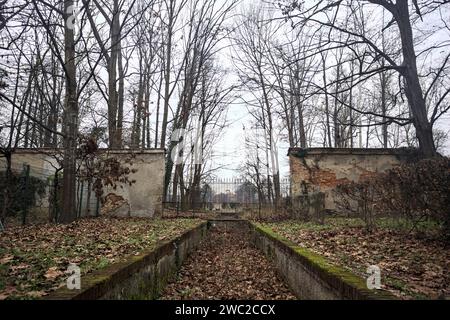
259, 218, 449, 299
162, 210, 219, 220
0, 217, 203, 300
161, 226, 296, 300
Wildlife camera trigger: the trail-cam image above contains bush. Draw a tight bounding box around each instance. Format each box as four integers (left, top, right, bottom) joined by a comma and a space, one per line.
377, 157, 450, 238
0, 171, 47, 218
334, 179, 379, 232
334, 157, 450, 239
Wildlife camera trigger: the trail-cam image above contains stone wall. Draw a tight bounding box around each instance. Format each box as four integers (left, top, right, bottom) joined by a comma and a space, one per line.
288, 148, 417, 211
0, 148, 165, 218
45, 222, 207, 300
44, 219, 395, 300
251, 222, 395, 300
101, 150, 165, 218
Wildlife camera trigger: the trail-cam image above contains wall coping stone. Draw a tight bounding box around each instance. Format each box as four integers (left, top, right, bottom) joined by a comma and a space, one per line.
44, 221, 207, 300
251, 222, 397, 300
288, 147, 419, 157
10, 148, 165, 155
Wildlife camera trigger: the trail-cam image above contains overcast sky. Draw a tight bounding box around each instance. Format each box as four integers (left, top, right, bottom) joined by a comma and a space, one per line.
208, 0, 450, 179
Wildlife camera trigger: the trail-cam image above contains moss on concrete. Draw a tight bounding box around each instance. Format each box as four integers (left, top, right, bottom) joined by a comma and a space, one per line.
254, 224, 299, 248
252, 222, 396, 300
44, 222, 208, 300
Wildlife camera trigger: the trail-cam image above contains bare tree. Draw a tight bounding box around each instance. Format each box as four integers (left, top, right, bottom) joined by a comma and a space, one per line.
281, 0, 450, 157
233, 4, 281, 208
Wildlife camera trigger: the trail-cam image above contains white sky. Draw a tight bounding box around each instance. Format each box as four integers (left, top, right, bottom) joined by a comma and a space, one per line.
208, 0, 450, 179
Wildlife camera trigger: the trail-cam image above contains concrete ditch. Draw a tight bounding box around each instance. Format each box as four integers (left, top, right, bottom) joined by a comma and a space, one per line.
46, 222, 208, 300
250, 223, 395, 300
208, 219, 394, 300
161, 220, 296, 299
46, 218, 395, 300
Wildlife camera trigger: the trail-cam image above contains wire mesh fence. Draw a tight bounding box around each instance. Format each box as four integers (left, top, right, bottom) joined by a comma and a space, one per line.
1, 156, 295, 224
0, 160, 100, 227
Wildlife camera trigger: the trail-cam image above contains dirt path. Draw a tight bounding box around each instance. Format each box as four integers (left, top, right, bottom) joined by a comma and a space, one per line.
160, 226, 296, 300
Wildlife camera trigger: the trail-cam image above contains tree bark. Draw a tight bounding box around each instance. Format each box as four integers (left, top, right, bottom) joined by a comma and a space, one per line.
160, 0, 174, 149
108, 0, 120, 148
116, 36, 124, 148
391, 1, 436, 157
321, 53, 332, 148
60, 0, 79, 224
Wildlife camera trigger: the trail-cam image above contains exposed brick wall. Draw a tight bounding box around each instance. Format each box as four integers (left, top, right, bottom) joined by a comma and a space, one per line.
289, 148, 415, 210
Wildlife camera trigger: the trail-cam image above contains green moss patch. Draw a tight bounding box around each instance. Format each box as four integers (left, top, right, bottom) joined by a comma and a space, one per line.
256, 220, 449, 299
0, 217, 204, 300
252, 222, 396, 300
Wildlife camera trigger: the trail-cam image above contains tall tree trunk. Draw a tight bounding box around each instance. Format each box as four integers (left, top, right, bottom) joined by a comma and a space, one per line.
321, 53, 332, 148
259, 69, 280, 208
297, 102, 307, 148
333, 65, 341, 148
154, 66, 164, 148
116, 37, 124, 148
380, 12, 389, 149
144, 76, 151, 148
294, 69, 307, 148
349, 61, 354, 148
60, 0, 79, 223
381, 71, 388, 148
108, 0, 120, 148
160, 0, 174, 149
394, 1, 436, 157
133, 55, 144, 148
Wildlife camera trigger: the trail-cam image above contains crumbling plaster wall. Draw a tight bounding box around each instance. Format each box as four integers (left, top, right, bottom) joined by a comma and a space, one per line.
289, 148, 416, 210
0, 149, 165, 218
103, 150, 165, 218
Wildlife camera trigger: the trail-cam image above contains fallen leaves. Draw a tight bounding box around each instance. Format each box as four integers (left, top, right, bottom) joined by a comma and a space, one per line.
0, 287, 17, 300
26, 291, 48, 298
261, 220, 450, 299
44, 267, 64, 280
161, 226, 296, 300
10, 263, 30, 272
0, 217, 203, 300
0, 254, 14, 264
